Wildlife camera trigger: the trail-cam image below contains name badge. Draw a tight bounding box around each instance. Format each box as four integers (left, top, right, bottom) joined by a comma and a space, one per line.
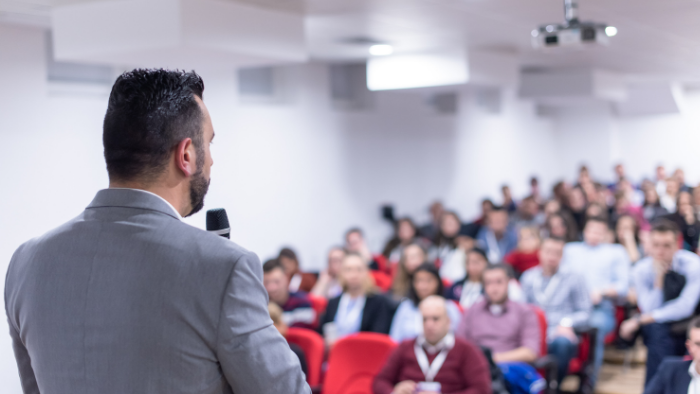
416, 381, 442, 393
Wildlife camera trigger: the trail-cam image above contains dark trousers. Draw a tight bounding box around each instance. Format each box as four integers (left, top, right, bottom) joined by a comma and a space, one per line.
641, 322, 687, 386
548, 336, 578, 384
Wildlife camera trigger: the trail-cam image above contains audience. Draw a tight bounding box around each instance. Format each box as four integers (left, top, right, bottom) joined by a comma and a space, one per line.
373, 296, 492, 394
644, 316, 700, 394
278, 247, 317, 293
311, 247, 345, 299
504, 226, 541, 279
263, 259, 317, 329
390, 263, 462, 343
391, 243, 429, 300
562, 216, 630, 384
264, 163, 700, 393
456, 264, 544, 393
521, 237, 592, 385
620, 220, 700, 386
476, 207, 518, 263
445, 247, 525, 308
268, 302, 308, 376
319, 253, 394, 346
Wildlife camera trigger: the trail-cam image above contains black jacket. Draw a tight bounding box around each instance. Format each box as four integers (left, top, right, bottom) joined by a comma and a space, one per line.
319, 293, 394, 335
645, 359, 692, 394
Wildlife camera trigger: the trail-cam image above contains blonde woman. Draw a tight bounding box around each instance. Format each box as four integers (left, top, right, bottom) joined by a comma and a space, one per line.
318, 253, 394, 345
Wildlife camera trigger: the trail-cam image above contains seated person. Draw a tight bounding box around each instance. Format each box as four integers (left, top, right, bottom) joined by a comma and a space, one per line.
504, 226, 541, 279
562, 216, 630, 386
445, 247, 525, 309
278, 247, 317, 293
520, 237, 592, 385
511, 196, 544, 229
390, 263, 462, 343
345, 227, 392, 291
263, 259, 316, 329
268, 302, 308, 377
311, 246, 345, 299
373, 296, 492, 394
645, 316, 700, 394
620, 220, 700, 386
319, 253, 394, 345
457, 264, 544, 394
430, 211, 468, 282
391, 243, 429, 300
476, 207, 518, 263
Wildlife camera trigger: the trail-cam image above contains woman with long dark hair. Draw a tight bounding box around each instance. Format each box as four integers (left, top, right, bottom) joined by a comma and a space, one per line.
389, 263, 462, 343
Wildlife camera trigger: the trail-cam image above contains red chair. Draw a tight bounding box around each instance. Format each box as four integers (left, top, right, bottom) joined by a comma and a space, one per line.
531, 306, 597, 394
286, 327, 325, 387
308, 294, 328, 327
322, 333, 397, 394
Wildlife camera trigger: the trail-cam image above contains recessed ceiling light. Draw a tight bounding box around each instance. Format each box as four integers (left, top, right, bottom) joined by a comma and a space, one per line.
605, 26, 618, 37
369, 44, 393, 56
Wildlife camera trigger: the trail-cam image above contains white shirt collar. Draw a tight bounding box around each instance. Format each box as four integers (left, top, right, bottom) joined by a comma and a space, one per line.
689, 361, 700, 380
111, 188, 182, 220
417, 333, 455, 355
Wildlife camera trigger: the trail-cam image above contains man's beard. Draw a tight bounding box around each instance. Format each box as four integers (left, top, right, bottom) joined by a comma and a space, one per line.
185, 148, 210, 218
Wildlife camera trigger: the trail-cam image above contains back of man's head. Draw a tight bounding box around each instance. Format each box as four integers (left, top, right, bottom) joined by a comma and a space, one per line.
103, 69, 205, 183
687, 317, 700, 363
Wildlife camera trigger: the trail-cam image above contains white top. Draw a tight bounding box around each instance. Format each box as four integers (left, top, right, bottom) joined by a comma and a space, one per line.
689, 361, 700, 394
112, 188, 182, 220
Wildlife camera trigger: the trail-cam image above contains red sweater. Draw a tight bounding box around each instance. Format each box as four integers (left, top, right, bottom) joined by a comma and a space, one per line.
373, 338, 492, 394
504, 250, 540, 276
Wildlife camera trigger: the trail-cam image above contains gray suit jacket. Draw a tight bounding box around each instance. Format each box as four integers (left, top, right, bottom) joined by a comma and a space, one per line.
5, 189, 310, 394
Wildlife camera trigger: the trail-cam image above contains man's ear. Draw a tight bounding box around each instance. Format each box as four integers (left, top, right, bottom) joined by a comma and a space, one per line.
175, 138, 196, 177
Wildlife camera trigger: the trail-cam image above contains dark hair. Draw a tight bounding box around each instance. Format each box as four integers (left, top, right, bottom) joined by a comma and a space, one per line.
468, 247, 489, 262
278, 247, 299, 264
688, 316, 700, 338
408, 263, 444, 305
541, 236, 566, 246
103, 69, 205, 182
263, 259, 285, 274
483, 263, 513, 280
585, 215, 609, 227
345, 227, 363, 239
651, 219, 680, 236
382, 217, 417, 258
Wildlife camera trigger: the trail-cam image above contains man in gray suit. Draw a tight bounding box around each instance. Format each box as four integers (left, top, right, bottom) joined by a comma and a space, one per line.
5, 69, 310, 394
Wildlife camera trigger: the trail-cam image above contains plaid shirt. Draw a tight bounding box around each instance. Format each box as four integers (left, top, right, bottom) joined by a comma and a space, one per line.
520, 267, 592, 339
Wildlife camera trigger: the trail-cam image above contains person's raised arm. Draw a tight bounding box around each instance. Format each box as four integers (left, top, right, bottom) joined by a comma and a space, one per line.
216, 251, 310, 394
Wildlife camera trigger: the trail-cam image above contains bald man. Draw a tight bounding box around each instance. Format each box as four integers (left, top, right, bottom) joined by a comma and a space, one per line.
373, 296, 492, 394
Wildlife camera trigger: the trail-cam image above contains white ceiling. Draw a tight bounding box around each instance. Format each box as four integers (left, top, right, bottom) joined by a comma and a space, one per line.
3, 0, 700, 81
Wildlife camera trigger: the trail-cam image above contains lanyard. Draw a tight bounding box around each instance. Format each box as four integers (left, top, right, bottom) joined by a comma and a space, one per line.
414, 335, 454, 382
335, 294, 366, 334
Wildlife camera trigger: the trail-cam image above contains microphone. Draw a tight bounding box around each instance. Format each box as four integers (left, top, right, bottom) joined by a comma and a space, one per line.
206, 208, 230, 239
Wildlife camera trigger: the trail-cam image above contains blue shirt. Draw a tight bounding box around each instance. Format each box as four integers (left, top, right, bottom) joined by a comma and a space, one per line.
562, 242, 630, 297
389, 299, 462, 343
476, 227, 518, 263
634, 250, 700, 323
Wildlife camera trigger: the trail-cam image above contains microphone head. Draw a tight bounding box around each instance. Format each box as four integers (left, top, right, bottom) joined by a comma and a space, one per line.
206, 208, 230, 239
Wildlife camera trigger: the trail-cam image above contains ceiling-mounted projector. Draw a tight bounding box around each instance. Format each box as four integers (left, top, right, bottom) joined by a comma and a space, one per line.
532, 0, 616, 49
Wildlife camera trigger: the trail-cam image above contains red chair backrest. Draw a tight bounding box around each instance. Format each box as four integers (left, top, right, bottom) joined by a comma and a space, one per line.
308, 294, 329, 326
530, 306, 548, 357
322, 332, 397, 394
286, 327, 325, 386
